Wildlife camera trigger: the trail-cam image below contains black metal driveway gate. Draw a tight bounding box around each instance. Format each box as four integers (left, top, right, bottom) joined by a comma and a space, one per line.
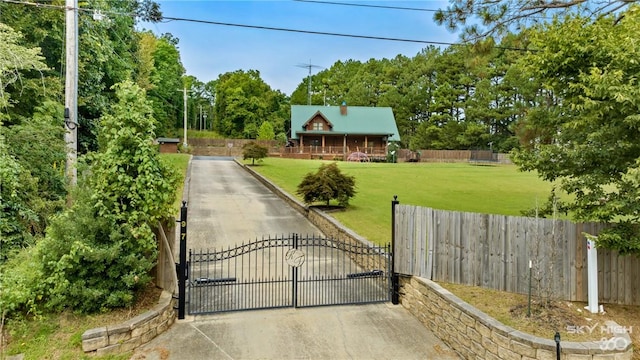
186, 234, 391, 315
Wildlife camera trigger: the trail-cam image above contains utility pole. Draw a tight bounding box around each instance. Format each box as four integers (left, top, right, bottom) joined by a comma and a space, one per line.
64, 0, 78, 186
182, 86, 188, 148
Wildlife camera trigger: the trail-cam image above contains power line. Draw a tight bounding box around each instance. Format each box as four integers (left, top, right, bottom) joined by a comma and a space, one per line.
0, 0, 534, 51
294, 0, 553, 21
160, 15, 458, 46
293, 0, 440, 12
294, 0, 552, 19
0, 0, 62, 10
0, 0, 456, 46
159, 15, 532, 51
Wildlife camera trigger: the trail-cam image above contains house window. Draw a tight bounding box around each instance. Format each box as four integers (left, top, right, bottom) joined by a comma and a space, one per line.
313, 121, 323, 131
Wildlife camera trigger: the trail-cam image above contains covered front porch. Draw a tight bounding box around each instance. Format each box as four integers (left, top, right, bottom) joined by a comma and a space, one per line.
285, 134, 389, 161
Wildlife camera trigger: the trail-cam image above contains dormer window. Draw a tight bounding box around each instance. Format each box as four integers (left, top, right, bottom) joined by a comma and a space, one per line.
313, 121, 323, 131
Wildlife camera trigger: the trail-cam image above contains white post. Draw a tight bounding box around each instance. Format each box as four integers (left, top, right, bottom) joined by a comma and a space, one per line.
586, 236, 599, 313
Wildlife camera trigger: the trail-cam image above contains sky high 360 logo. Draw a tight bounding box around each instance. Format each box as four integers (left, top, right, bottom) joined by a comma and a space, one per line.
566, 324, 632, 351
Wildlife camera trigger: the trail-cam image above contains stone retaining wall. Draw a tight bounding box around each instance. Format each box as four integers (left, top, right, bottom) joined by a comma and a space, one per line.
81, 290, 175, 356
400, 276, 633, 360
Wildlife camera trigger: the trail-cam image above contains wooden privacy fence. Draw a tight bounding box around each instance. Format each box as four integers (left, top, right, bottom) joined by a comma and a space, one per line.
394, 205, 640, 306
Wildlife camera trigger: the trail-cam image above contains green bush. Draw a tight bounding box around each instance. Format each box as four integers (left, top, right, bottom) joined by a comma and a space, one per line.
242, 141, 268, 165
0, 246, 44, 317
1, 102, 67, 262
296, 162, 356, 207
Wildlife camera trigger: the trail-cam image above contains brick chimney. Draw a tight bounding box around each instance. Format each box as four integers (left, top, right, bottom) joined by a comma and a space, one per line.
340, 101, 347, 115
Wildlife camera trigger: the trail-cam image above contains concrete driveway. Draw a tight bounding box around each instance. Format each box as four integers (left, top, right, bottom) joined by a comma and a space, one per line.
132, 157, 459, 360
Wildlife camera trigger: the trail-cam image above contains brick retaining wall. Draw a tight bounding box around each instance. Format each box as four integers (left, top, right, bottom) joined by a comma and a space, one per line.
81, 290, 175, 356
400, 276, 633, 360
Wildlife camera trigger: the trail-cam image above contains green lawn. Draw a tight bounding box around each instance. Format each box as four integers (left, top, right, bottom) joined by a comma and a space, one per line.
248, 158, 558, 245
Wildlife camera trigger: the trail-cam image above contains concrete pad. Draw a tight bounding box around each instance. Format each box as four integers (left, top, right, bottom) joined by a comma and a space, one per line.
132, 303, 459, 360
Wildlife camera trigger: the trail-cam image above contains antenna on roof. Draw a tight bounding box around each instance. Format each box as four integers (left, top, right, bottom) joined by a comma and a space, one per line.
295, 60, 322, 105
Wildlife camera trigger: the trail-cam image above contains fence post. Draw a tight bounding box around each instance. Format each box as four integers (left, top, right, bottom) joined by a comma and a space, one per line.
391, 195, 400, 304
178, 201, 188, 319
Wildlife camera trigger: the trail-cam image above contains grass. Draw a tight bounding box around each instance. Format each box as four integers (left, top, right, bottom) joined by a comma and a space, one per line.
251, 157, 639, 359
186, 129, 223, 139
1, 283, 161, 360
160, 153, 191, 215
248, 157, 559, 245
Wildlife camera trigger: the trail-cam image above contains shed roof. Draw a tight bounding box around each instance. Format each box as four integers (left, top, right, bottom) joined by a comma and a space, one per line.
291, 105, 401, 141
156, 137, 180, 144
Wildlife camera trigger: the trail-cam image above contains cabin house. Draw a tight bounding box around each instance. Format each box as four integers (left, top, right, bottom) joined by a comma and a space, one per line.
288, 103, 401, 160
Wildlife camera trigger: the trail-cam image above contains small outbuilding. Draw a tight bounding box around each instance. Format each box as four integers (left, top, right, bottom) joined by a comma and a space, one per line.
156, 137, 180, 153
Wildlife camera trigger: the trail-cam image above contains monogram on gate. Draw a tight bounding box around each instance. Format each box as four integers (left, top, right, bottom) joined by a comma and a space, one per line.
285, 248, 306, 267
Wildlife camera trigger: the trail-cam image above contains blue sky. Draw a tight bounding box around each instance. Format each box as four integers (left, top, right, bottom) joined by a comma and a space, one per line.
139, 0, 461, 95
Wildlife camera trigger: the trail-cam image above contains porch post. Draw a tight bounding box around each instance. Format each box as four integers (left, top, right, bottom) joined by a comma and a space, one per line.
343, 134, 347, 156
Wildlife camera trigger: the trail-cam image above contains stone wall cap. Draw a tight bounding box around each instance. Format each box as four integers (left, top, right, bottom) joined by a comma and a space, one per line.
128, 310, 160, 328
82, 327, 107, 340
106, 323, 130, 335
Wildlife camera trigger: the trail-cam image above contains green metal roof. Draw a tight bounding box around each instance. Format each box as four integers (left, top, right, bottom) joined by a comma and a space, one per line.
291, 105, 401, 141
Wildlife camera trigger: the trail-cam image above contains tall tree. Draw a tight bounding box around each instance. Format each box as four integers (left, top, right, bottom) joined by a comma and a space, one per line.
0, 2, 63, 125
434, 0, 635, 40
0, 23, 48, 121
0, 0, 164, 149
511, 6, 640, 254
145, 33, 185, 136
0, 23, 53, 260
0, 127, 37, 261
213, 70, 284, 139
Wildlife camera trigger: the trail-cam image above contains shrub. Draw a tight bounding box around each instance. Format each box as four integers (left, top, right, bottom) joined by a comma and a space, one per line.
0, 246, 44, 317
296, 162, 356, 207
242, 141, 268, 165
